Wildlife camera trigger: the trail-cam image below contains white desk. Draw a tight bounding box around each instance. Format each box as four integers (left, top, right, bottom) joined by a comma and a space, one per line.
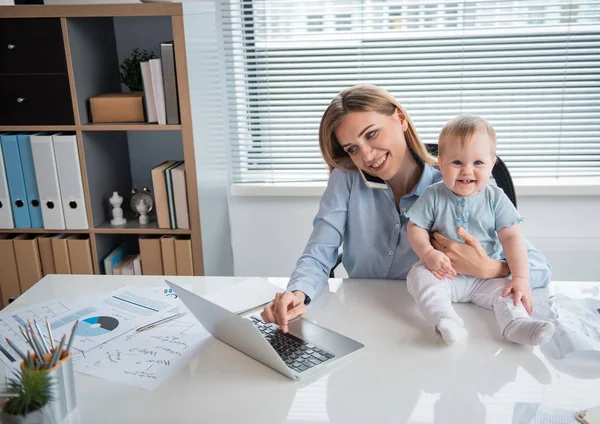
2, 275, 600, 424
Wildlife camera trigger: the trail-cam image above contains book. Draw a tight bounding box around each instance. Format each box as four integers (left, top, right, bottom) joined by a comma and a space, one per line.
141, 61, 158, 123
149, 58, 166, 125
102, 243, 127, 275
160, 41, 180, 125
171, 162, 189, 229
165, 161, 183, 229
151, 160, 176, 229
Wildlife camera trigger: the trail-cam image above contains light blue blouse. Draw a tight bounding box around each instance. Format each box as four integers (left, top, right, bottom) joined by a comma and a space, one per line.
406, 181, 525, 260
286, 164, 551, 301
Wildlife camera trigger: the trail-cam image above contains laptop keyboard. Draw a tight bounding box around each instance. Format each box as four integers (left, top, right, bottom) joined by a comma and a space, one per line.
249, 316, 335, 373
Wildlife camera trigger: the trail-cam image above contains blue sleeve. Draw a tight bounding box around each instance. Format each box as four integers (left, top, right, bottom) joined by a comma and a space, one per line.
405, 186, 436, 230
286, 168, 350, 300
492, 186, 524, 231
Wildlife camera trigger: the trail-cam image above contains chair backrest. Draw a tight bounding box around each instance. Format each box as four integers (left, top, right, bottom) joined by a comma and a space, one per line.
425, 143, 517, 208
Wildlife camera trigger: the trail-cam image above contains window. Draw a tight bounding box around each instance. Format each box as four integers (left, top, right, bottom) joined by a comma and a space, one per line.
221, 0, 600, 183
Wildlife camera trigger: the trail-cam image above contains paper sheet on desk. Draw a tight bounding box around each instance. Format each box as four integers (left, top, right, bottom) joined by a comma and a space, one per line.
71, 306, 213, 391
202, 277, 284, 314
538, 295, 600, 359
513, 403, 578, 424
49, 286, 179, 353
0, 300, 73, 368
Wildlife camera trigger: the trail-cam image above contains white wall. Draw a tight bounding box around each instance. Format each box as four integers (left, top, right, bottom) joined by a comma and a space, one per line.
230, 194, 600, 282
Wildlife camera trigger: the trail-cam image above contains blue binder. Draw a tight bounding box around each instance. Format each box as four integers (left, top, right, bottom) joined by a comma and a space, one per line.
16, 134, 44, 228
0, 134, 31, 228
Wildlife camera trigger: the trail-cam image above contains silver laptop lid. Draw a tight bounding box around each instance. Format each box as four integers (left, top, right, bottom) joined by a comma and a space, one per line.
166, 280, 296, 380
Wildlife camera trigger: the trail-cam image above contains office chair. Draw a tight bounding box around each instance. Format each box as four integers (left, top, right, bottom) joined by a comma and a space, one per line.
329, 143, 517, 278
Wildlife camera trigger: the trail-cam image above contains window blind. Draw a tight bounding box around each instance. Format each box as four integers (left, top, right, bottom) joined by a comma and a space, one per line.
220, 0, 600, 183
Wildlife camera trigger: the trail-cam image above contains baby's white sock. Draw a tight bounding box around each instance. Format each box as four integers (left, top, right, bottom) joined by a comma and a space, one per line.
503, 318, 555, 346
436, 318, 468, 345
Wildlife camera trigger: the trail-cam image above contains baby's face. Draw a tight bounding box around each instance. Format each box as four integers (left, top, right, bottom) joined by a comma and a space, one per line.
438, 131, 496, 198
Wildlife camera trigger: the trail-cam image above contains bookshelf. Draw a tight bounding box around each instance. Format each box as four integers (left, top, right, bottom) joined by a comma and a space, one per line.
0, 4, 205, 278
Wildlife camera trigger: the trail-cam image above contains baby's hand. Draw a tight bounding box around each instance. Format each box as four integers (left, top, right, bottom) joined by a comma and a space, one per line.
501, 276, 533, 314
423, 249, 456, 281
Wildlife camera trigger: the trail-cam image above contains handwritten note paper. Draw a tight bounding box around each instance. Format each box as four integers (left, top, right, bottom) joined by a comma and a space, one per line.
72, 309, 213, 391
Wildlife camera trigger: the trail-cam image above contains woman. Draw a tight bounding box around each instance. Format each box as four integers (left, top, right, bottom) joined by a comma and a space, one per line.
261, 85, 551, 333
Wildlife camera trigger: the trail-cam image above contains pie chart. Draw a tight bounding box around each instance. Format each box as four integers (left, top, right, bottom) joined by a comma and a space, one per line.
76, 316, 120, 337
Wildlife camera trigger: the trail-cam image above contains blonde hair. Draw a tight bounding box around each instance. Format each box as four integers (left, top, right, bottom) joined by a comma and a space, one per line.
438, 114, 497, 157
319, 84, 436, 172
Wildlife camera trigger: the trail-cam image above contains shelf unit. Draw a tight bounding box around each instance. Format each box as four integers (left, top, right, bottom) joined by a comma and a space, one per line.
0, 4, 205, 276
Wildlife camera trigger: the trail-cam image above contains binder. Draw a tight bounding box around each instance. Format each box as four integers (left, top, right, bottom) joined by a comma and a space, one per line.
149, 58, 166, 125
67, 235, 94, 275
139, 236, 163, 275
160, 235, 177, 276
17, 134, 44, 228
0, 134, 31, 228
0, 136, 14, 229
0, 235, 21, 307
51, 234, 71, 274
165, 161, 182, 229
175, 237, 193, 276
171, 162, 189, 229
30, 134, 66, 230
53, 134, 88, 230
151, 160, 176, 229
37, 235, 56, 276
160, 41, 180, 125
13, 235, 43, 292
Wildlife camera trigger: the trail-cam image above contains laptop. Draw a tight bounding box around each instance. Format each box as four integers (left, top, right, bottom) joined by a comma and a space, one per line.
166, 280, 364, 380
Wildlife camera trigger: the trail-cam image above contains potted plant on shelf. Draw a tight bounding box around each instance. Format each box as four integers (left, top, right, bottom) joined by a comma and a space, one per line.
1, 368, 53, 424
119, 48, 156, 93
89, 48, 156, 123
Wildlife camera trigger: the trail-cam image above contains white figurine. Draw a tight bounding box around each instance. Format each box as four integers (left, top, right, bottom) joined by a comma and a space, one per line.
136, 198, 150, 225
109, 191, 127, 226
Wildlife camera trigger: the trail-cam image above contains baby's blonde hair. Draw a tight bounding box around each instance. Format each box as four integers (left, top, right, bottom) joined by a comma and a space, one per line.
438, 115, 497, 157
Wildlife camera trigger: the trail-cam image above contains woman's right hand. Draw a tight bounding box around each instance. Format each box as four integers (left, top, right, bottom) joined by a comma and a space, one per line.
261, 290, 307, 333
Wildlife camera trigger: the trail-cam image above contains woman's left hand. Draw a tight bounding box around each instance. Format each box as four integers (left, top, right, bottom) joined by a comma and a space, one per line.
431, 226, 509, 279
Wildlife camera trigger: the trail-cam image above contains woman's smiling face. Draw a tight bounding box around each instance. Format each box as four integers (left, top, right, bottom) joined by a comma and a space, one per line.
334, 110, 409, 181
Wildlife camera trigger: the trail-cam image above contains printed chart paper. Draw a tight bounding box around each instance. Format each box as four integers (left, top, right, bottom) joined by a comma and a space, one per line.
72, 307, 213, 391
0, 300, 73, 368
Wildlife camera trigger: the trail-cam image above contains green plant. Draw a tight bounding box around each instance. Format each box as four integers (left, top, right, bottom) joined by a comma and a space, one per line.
4, 368, 53, 416
119, 48, 156, 92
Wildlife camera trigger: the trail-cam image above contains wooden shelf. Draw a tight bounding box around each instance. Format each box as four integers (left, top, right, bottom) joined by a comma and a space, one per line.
0, 228, 89, 234
1, 4, 183, 18
81, 124, 182, 131
0, 5, 204, 277
0, 126, 76, 132
93, 221, 191, 235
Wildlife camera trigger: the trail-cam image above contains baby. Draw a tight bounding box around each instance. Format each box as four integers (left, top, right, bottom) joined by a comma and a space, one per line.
406, 115, 555, 346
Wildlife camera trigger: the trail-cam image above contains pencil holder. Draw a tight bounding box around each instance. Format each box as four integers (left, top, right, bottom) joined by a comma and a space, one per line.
21, 351, 77, 422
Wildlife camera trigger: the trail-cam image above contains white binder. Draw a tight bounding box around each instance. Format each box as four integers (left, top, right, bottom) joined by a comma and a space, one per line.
30, 134, 66, 230
53, 134, 88, 230
0, 140, 14, 229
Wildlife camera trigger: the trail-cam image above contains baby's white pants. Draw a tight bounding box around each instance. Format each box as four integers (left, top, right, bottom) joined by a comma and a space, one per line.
406, 261, 530, 334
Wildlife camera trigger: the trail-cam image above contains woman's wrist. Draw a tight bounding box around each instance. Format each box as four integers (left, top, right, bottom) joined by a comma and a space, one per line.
481, 258, 510, 279
292, 290, 307, 304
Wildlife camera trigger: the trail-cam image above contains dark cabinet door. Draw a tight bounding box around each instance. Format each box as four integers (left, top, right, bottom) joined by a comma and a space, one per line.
0, 18, 68, 75
0, 75, 74, 125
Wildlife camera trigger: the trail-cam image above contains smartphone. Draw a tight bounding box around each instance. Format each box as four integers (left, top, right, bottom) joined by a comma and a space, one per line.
358, 168, 387, 189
